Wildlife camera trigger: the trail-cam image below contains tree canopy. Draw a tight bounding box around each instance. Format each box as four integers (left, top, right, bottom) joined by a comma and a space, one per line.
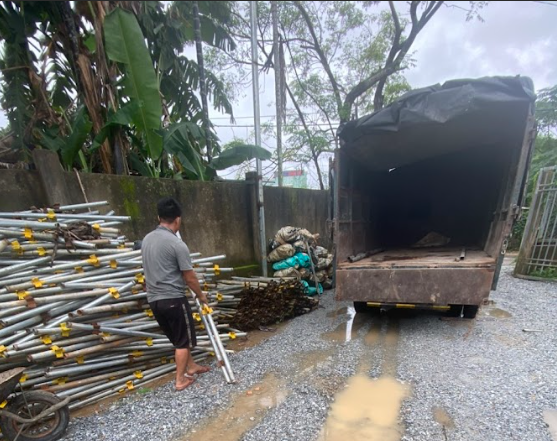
0, 1, 270, 178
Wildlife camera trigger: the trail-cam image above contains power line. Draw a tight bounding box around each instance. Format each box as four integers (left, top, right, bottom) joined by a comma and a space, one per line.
214, 122, 340, 128
210, 112, 324, 120
211, 114, 279, 120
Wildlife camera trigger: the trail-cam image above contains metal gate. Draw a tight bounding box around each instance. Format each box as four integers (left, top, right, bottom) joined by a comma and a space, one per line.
515, 166, 557, 280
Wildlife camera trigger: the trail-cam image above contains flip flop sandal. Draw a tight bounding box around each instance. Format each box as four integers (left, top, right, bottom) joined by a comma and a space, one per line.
175, 374, 196, 392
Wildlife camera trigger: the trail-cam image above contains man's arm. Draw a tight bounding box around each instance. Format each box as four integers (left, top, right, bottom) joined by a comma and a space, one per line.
174, 240, 208, 305
183, 270, 208, 305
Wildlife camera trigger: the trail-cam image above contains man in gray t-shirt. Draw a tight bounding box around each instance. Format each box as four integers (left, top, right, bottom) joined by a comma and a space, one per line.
141, 197, 210, 391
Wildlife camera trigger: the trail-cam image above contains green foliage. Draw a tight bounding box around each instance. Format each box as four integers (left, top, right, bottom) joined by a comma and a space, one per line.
526, 135, 557, 206
530, 267, 557, 280
509, 213, 527, 252
164, 121, 208, 180
0, 1, 242, 179
168, 1, 236, 52
210, 144, 272, 170
523, 85, 557, 206
0, 1, 39, 151
61, 107, 93, 168
104, 7, 163, 159
536, 85, 557, 134
512, 84, 557, 249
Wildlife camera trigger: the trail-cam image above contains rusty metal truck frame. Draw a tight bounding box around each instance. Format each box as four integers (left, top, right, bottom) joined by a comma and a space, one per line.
331, 76, 537, 318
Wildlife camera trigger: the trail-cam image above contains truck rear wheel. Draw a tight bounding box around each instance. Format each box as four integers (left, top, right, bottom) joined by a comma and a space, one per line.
463, 305, 479, 319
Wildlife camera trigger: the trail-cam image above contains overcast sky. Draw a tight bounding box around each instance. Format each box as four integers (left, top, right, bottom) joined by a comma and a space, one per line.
211, 0, 557, 184
405, 1, 556, 89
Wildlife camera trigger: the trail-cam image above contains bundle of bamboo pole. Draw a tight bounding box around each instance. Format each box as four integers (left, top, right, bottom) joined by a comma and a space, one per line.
0, 202, 247, 410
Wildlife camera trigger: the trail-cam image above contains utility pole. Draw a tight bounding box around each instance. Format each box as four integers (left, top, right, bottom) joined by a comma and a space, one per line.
272, 1, 283, 187
250, 1, 267, 276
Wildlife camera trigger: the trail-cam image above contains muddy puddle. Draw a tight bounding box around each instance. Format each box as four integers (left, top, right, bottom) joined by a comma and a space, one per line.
295, 348, 335, 372
433, 406, 455, 429
326, 306, 348, 318
495, 333, 523, 347
181, 373, 287, 441
317, 374, 410, 441
321, 307, 368, 342
364, 319, 383, 346
319, 316, 410, 441
481, 307, 512, 318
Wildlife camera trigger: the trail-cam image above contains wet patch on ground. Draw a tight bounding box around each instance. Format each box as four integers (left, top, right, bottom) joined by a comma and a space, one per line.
321, 307, 368, 342
181, 373, 288, 441
317, 374, 410, 441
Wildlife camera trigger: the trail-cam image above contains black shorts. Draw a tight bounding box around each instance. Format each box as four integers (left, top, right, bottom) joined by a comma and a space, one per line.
149, 297, 197, 349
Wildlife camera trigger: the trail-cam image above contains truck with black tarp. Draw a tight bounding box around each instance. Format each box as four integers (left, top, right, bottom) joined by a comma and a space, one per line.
332, 76, 536, 318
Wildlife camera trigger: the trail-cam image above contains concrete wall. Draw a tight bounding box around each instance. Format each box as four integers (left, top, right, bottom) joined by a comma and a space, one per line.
0, 169, 329, 270
264, 186, 331, 250
0, 170, 47, 211
64, 173, 256, 268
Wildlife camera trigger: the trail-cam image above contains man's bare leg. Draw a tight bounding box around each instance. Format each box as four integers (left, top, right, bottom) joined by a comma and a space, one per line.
175, 348, 195, 389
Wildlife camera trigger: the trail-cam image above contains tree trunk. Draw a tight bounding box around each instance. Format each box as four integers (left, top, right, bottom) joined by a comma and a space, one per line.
193, 1, 212, 163
56, 1, 113, 174
373, 76, 387, 111
90, 1, 128, 175
285, 84, 324, 190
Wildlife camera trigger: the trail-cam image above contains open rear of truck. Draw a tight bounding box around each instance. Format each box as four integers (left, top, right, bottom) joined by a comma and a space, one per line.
333, 76, 536, 318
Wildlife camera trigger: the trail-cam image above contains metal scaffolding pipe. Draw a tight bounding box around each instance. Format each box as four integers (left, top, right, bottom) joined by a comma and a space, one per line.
58, 201, 109, 211
0, 305, 27, 319
0, 219, 68, 229
0, 201, 244, 409
59, 337, 138, 362
0, 256, 52, 278
0, 212, 131, 222
191, 255, 227, 265
77, 301, 145, 316
68, 322, 162, 339
0, 301, 65, 327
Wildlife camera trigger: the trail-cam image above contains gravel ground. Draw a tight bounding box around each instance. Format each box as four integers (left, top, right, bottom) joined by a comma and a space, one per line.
399, 260, 557, 441
60, 259, 557, 441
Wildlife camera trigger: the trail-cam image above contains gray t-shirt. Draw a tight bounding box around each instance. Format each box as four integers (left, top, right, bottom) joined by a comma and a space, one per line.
141, 226, 193, 303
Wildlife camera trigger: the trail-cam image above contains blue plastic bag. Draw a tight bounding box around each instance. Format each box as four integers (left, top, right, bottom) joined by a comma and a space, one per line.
272, 253, 311, 271
301, 280, 323, 296
294, 253, 311, 268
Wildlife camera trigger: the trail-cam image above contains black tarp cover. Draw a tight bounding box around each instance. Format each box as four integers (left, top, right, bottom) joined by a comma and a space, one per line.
337, 76, 536, 171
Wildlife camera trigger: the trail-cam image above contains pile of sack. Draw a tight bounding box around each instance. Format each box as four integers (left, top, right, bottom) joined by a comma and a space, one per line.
267, 226, 334, 295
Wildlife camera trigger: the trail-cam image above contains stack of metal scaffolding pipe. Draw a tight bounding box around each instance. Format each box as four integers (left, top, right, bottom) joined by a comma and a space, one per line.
0, 202, 247, 410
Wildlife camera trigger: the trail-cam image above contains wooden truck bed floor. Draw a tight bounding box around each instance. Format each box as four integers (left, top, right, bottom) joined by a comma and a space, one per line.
338, 248, 496, 270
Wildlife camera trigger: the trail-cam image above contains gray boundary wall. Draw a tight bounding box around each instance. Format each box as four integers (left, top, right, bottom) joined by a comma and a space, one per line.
0, 168, 329, 271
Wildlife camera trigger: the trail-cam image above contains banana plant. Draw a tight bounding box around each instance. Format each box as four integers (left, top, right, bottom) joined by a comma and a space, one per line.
104, 7, 163, 161
0, 1, 239, 178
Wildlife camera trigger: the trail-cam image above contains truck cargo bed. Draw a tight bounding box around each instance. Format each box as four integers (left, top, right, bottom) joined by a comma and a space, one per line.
338, 248, 496, 270
332, 76, 536, 308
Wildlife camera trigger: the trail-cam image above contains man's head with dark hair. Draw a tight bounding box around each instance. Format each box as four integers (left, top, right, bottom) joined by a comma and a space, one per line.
157, 197, 182, 229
